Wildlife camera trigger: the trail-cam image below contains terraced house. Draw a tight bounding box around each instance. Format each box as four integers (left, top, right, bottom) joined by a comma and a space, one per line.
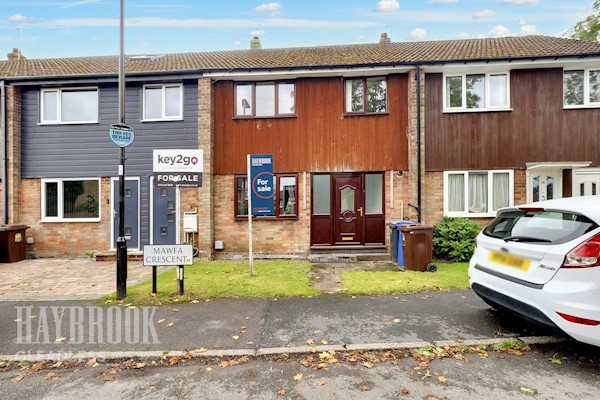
1, 35, 600, 260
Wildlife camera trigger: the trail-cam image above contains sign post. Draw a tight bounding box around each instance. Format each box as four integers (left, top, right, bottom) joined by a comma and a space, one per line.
143, 244, 194, 296
247, 154, 274, 275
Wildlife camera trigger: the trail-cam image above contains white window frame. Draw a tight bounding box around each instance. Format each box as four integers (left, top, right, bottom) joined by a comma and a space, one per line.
41, 178, 101, 222
142, 83, 183, 121
442, 72, 511, 112
344, 77, 388, 115
40, 87, 99, 124
443, 170, 514, 218
563, 68, 600, 109
234, 81, 296, 118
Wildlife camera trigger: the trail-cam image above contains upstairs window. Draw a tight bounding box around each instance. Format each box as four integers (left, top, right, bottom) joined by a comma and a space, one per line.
235, 82, 295, 118
143, 84, 183, 121
235, 174, 298, 219
564, 69, 600, 108
444, 73, 509, 111
345, 77, 387, 114
41, 88, 98, 124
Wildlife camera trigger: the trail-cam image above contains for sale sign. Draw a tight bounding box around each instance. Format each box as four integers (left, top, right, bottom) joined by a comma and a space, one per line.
249, 154, 274, 216
153, 149, 203, 187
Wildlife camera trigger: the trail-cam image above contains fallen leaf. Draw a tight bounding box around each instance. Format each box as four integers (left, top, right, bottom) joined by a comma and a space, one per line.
293, 373, 303, 381
232, 335, 240, 340
306, 339, 315, 345
11, 375, 25, 382
167, 322, 174, 328
247, 341, 254, 345
191, 300, 200, 304
44, 372, 59, 380
219, 361, 230, 368
55, 336, 66, 343
133, 362, 146, 369
317, 380, 326, 386
401, 388, 411, 395
320, 340, 329, 345
51, 361, 63, 369
168, 356, 179, 366
194, 347, 208, 353
520, 386, 536, 395
438, 376, 448, 383
86, 359, 99, 368
361, 361, 374, 369
393, 319, 402, 323
157, 319, 166, 324
205, 367, 212, 372
359, 385, 370, 391
278, 389, 286, 395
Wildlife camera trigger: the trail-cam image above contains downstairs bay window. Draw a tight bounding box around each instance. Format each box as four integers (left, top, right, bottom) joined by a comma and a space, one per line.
41, 178, 101, 222
444, 170, 513, 217
235, 174, 298, 219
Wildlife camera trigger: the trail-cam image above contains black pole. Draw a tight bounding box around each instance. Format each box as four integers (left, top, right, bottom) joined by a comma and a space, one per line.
178, 266, 184, 296
116, 0, 128, 300
152, 265, 157, 295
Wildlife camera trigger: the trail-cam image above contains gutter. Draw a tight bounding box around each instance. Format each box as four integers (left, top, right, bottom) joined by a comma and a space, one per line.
416, 65, 422, 223
1, 80, 6, 224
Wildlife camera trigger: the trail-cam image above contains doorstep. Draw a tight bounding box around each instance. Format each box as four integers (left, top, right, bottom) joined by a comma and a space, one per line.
94, 251, 144, 262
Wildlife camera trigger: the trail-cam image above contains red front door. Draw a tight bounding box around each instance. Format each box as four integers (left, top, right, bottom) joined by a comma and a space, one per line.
333, 173, 364, 245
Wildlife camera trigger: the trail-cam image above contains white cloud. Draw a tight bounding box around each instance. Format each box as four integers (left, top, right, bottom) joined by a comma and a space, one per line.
428, 0, 458, 3
502, 0, 539, 5
251, 29, 265, 37
408, 28, 427, 40
473, 9, 495, 19
489, 25, 511, 37
518, 18, 538, 35
254, 2, 283, 17
233, 40, 242, 46
374, 0, 399, 13
6, 14, 39, 23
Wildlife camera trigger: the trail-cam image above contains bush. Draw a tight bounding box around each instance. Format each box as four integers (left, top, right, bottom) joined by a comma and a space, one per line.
433, 217, 482, 262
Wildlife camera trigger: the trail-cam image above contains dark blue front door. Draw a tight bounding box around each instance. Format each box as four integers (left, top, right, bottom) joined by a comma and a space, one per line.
152, 186, 177, 245
112, 179, 139, 249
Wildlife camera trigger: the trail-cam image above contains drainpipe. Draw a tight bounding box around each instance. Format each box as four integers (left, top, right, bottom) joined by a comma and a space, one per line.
1, 80, 6, 225
416, 65, 422, 223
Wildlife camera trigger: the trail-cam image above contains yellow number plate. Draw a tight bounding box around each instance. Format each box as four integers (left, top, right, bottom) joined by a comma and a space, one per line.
488, 251, 531, 271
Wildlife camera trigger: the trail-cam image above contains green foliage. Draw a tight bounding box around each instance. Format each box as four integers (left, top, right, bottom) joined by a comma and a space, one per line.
569, 0, 600, 42
433, 217, 482, 262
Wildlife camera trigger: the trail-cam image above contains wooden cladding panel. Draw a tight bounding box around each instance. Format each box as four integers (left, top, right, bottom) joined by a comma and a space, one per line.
214, 75, 409, 174
425, 69, 600, 171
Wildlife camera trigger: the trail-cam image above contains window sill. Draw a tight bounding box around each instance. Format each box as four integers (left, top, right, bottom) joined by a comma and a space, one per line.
563, 104, 600, 110
41, 218, 101, 223
233, 115, 296, 120
444, 212, 496, 218
343, 112, 389, 117
38, 121, 99, 125
235, 216, 298, 221
142, 117, 183, 122
442, 108, 512, 114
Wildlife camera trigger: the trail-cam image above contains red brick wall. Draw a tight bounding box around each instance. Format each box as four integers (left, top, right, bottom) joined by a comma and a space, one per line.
19, 178, 113, 258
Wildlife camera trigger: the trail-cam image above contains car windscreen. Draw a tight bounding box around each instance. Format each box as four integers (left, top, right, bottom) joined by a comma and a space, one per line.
483, 209, 599, 245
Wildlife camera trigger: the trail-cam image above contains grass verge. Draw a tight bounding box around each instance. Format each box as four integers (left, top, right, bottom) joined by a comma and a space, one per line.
342, 262, 469, 295
106, 260, 320, 305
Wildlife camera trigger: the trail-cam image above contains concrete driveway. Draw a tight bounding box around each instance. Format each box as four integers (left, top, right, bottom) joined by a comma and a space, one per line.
0, 259, 157, 301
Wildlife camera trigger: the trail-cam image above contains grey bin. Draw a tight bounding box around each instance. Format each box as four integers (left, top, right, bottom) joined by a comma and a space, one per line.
387, 221, 415, 266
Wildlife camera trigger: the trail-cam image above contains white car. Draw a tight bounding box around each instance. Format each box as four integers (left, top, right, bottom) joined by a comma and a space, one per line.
469, 196, 600, 347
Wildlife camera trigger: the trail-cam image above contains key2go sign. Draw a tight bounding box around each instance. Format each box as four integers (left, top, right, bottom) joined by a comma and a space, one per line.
153, 149, 203, 172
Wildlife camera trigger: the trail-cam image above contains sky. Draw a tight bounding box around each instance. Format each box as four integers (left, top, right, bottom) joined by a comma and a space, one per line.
0, 0, 596, 59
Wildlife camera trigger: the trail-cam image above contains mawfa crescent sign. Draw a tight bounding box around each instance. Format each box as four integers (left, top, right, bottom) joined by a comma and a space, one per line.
143, 245, 194, 266
153, 149, 203, 188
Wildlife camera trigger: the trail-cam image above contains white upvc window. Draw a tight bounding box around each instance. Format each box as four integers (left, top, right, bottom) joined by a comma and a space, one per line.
443, 72, 510, 112
444, 170, 514, 218
143, 84, 183, 121
563, 68, 600, 108
40, 87, 98, 124
41, 178, 101, 222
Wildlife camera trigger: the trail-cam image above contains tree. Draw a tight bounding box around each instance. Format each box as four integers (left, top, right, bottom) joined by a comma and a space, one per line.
570, 0, 600, 42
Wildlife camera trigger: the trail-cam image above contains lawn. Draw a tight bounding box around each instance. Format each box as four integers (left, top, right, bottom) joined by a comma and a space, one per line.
342, 262, 469, 295
107, 260, 320, 304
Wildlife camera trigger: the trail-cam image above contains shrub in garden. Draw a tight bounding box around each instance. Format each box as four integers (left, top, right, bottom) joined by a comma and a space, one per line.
433, 217, 482, 262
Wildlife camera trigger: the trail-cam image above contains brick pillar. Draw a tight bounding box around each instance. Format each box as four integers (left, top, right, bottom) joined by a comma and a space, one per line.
407, 68, 426, 223
6, 85, 21, 224
198, 77, 214, 259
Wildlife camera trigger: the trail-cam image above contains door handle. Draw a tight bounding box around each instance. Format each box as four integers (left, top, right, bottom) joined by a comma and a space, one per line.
357, 207, 363, 216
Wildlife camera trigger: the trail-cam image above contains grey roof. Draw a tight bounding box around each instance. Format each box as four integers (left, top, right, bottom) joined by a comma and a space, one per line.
2, 35, 600, 80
